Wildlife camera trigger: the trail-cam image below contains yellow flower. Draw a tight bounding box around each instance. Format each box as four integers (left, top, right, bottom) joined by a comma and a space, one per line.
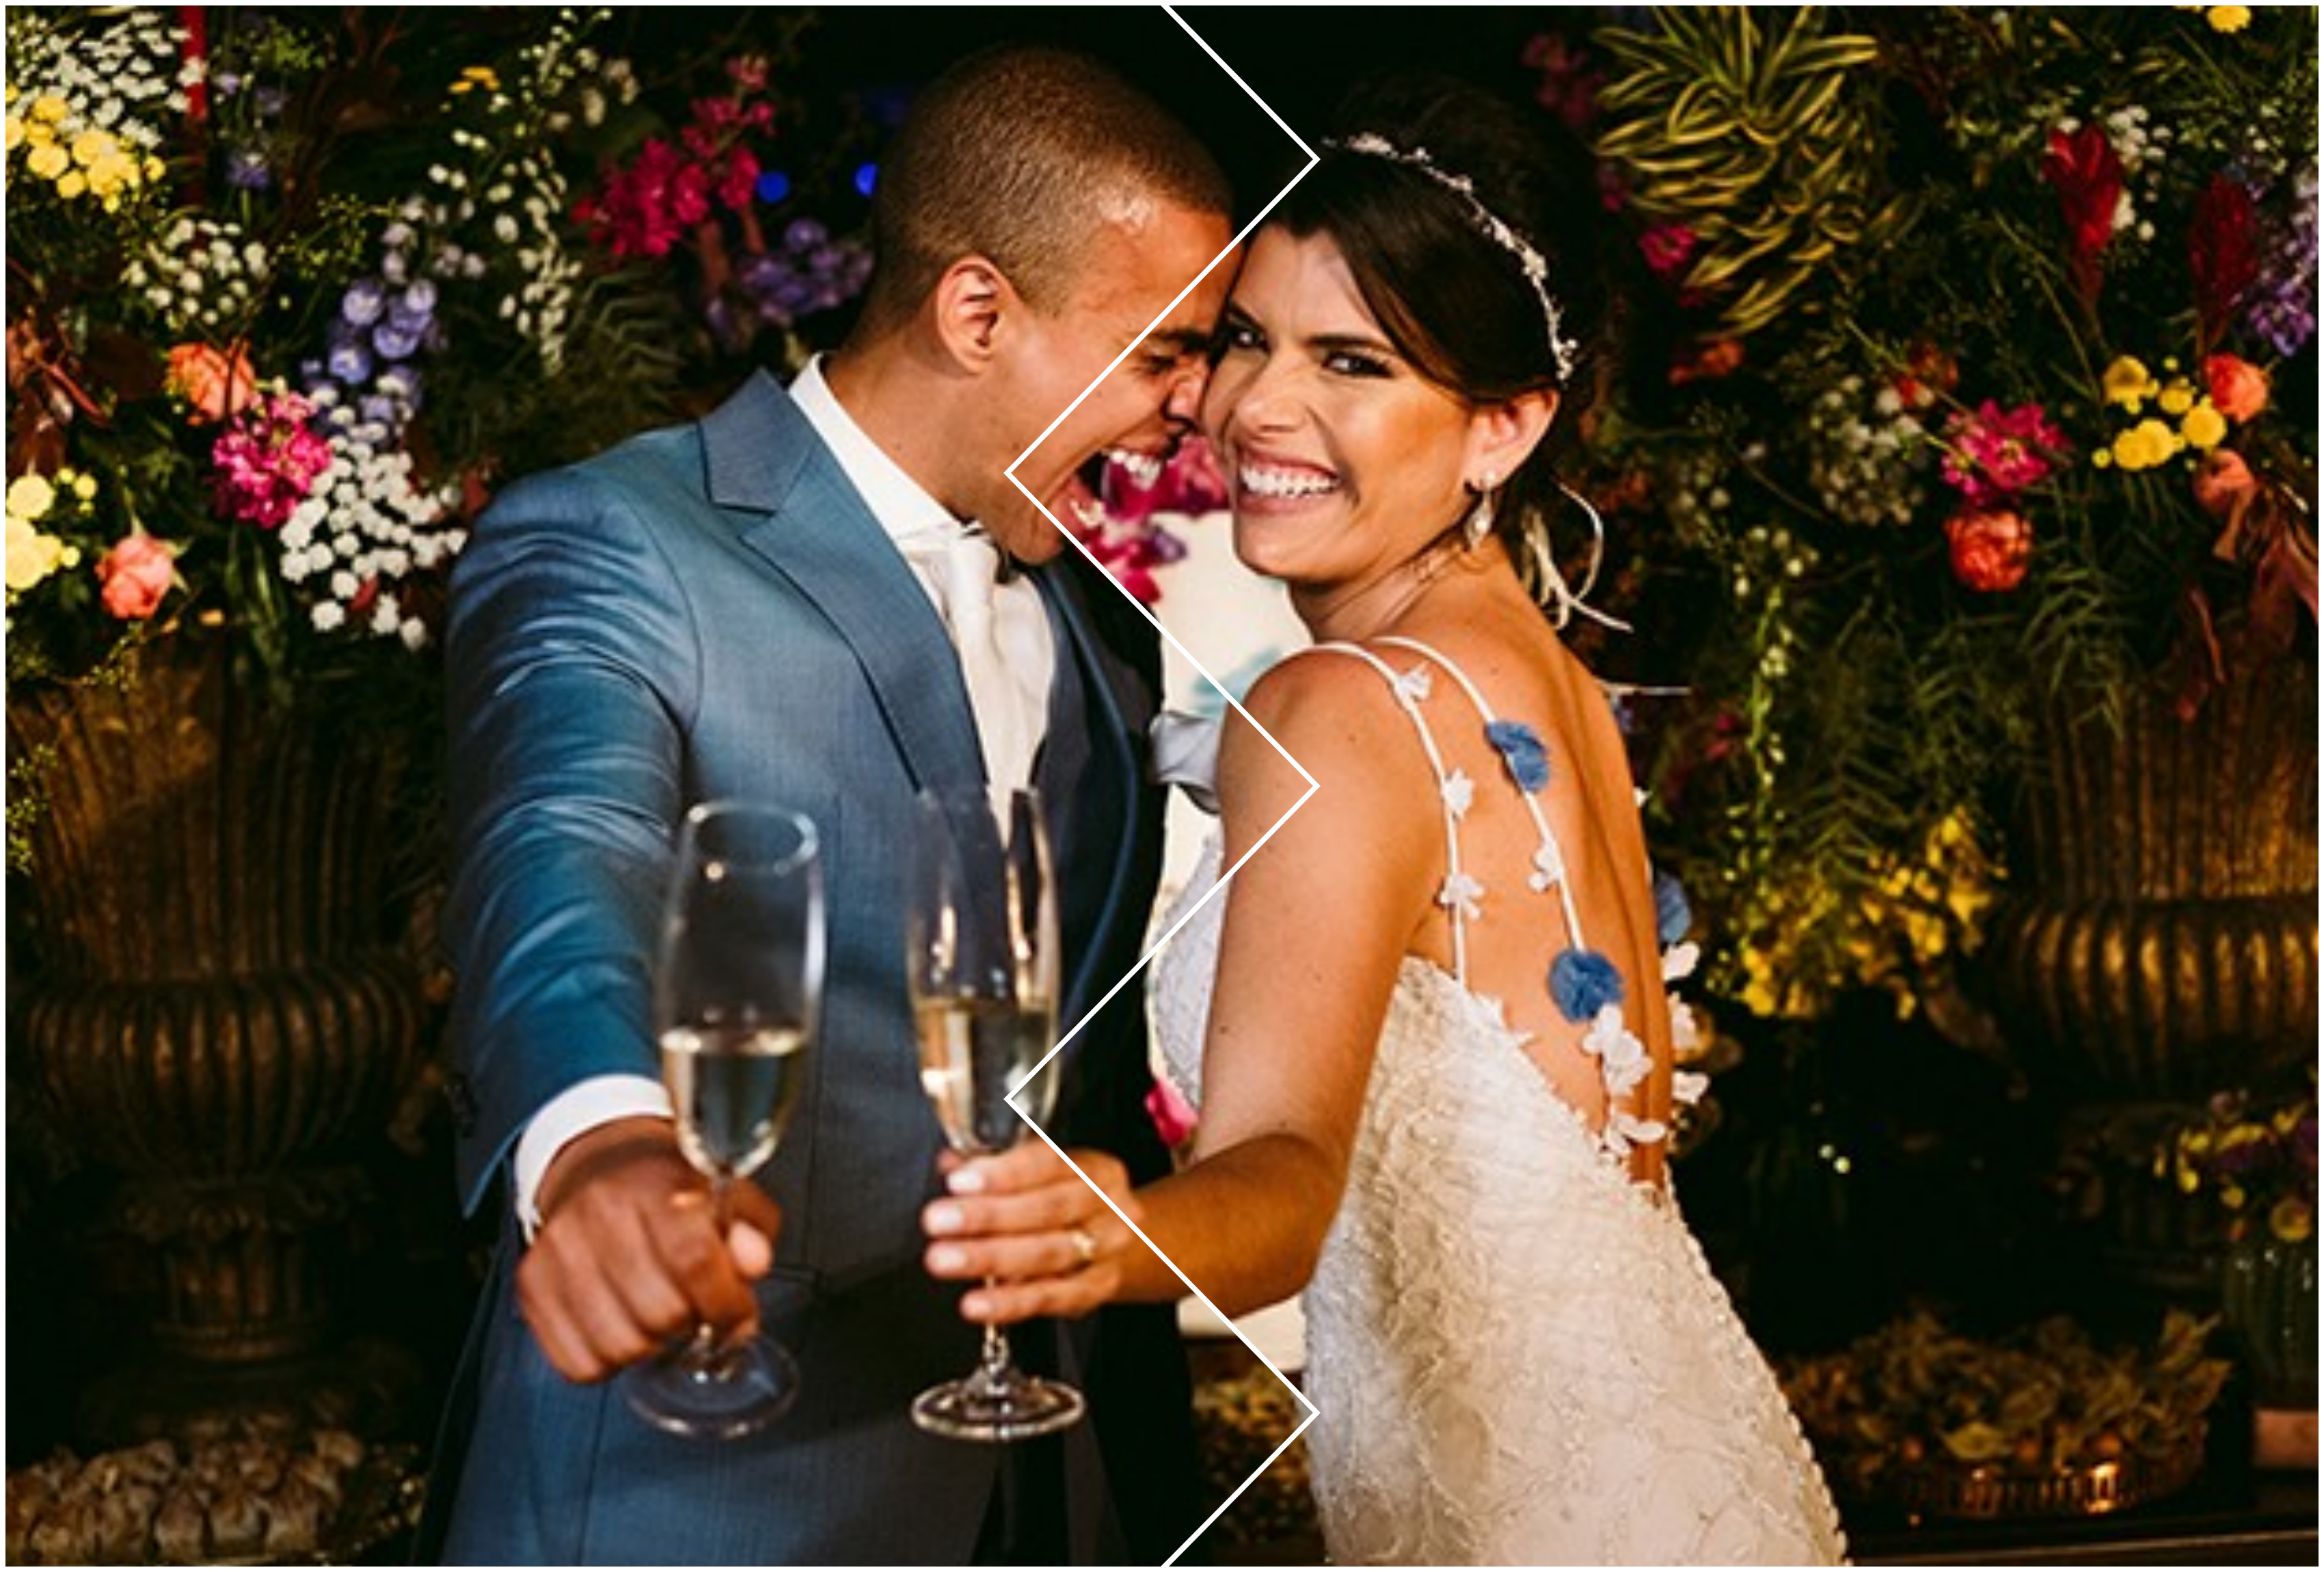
70, 471, 97, 502
69, 128, 116, 166
2274, 1197, 2314, 1243
4, 515, 68, 593
2207, 5, 2253, 32
450, 66, 502, 94
25, 140, 68, 180
2180, 401, 2227, 450
3, 114, 23, 153
2111, 418, 2180, 471
2158, 381, 2195, 416
27, 94, 68, 124
2101, 356, 2152, 409
6, 472, 57, 522
53, 169, 85, 199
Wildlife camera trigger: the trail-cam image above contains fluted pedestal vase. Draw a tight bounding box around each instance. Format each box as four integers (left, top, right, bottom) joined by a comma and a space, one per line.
8, 635, 427, 1439
1982, 666, 2319, 1297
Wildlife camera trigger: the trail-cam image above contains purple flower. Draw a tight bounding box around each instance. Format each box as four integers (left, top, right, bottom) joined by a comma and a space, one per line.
371, 320, 422, 362
2245, 167, 2318, 356
224, 147, 271, 191
340, 278, 387, 328
784, 217, 828, 253
1487, 720, 1552, 794
1550, 947, 1626, 1023
326, 338, 373, 385
398, 278, 439, 321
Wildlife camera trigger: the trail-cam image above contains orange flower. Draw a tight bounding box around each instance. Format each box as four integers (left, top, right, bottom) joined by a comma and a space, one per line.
2191, 448, 2257, 518
96, 532, 178, 620
164, 342, 259, 425
2202, 353, 2270, 422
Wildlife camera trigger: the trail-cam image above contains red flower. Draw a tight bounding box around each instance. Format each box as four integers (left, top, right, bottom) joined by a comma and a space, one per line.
2042, 125, 2123, 306
2189, 175, 2260, 344
1945, 509, 2033, 593
2202, 352, 2270, 422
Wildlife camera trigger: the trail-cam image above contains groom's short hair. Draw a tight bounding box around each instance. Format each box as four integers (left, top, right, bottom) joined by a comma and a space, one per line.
859, 45, 1230, 330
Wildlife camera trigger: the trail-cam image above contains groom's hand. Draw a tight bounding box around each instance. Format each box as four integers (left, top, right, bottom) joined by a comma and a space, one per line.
517, 1115, 783, 1383
921, 1144, 1139, 1324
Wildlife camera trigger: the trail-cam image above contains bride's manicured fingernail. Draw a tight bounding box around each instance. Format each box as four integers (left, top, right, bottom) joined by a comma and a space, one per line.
947, 1167, 987, 1195
929, 1245, 967, 1273
925, 1202, 963, 1234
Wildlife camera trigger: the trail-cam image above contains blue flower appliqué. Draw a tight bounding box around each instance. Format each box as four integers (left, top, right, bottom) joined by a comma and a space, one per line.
1550, 947, 1625, 1023
1652, 868, 1692, 946
1485, 720, 1551, 794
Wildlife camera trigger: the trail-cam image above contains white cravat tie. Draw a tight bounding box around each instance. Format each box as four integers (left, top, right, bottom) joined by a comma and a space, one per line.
925, 528, 1042, 791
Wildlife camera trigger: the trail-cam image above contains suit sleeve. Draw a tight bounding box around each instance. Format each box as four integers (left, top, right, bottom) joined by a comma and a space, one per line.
440, 459, 705, 1215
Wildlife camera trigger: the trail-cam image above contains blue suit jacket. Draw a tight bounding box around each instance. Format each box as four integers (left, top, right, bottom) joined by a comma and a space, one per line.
428, 372, 1194, 1564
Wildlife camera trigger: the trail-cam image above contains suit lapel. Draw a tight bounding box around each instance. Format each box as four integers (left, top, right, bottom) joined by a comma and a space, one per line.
1033, 563, 1150, 1017
704, 372, 986, 795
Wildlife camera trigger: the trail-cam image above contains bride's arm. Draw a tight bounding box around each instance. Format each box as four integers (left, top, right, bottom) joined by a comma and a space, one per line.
925, 653, 1437, 1322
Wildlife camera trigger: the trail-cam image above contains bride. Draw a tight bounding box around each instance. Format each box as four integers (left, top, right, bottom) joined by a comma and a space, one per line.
923, 77, 1846, 1566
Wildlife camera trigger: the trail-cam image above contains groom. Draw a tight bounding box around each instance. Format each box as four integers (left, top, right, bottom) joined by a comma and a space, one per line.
426, 46, 1234, 1564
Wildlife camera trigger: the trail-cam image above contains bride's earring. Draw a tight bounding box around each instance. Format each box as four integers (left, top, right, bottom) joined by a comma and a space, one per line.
1463, 472, 1499, 550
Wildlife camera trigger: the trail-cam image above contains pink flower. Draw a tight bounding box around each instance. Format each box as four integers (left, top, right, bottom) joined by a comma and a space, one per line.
1638, 223, 1699, 282
165, 342, 258, 424
1941, 400, 2067, 506
96, 532, 178, 620
2202, 353, 2270, 422
1945, 509, 2033, 593
211, 390, 332, 528
1144, 1076, 1199, 1149
580, 138, 714, 258
2192, 448, 2258, 517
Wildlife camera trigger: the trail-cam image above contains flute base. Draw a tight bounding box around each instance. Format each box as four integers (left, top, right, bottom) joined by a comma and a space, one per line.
912, 1370, 1085, 1443
620, 1335, 799, 1441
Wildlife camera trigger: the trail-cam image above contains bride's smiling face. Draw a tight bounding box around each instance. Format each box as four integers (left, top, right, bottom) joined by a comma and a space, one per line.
1202, 226, 1487, 597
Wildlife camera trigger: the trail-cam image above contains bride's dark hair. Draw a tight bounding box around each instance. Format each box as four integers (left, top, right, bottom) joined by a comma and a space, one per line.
1278, 74, 1608, 606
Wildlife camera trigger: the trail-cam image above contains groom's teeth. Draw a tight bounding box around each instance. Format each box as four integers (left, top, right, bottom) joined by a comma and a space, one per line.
1069, 496, 1109, 530
1107, 449, 1164, 488
1239, 464, 1338, 499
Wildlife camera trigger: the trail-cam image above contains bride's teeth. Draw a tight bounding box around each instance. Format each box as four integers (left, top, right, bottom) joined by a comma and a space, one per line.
1239, 464, 1338, 499
1107, 449, 1164, 488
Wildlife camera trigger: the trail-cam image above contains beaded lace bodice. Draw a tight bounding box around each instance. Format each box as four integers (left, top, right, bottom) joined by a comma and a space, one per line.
1153, 642, 1846, 1566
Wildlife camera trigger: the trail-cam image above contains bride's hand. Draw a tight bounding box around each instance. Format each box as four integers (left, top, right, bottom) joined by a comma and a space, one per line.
920, 1143, 1140, 1324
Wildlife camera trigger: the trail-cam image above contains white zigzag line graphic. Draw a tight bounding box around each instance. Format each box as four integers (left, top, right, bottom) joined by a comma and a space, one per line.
997, 7, 1320, 1564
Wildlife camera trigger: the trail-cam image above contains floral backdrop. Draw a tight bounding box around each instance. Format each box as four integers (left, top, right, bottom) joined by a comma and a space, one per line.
4, 9, 884, 869
1555, 7, 2319, 1034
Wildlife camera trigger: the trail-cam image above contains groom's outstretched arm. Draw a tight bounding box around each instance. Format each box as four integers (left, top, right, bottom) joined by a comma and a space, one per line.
442, 456, 779, 1381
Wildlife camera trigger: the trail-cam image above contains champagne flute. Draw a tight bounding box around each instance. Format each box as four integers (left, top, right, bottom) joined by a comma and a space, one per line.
619, 800, 823, 1439
906, 786, 1085, 1441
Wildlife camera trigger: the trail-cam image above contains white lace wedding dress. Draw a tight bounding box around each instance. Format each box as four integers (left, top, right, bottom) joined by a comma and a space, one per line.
1153, 640, 1846, 1566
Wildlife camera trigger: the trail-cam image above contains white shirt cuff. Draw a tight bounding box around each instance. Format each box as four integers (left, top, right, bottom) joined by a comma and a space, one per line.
513, 1074, 674, 1240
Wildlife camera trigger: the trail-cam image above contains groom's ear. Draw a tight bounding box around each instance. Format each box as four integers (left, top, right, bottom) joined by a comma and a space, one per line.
1467, 390, 1559, 481
928, 254, 1021, 372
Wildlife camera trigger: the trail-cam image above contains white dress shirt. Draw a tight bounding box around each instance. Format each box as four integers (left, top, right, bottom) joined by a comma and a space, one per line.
510, 358, 1057, 1234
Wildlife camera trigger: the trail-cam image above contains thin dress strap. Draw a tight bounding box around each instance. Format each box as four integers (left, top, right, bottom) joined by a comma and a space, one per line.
1288, 641, 1479, 984
1369, 636, 1673, 1175
1373, 636, 1591, 956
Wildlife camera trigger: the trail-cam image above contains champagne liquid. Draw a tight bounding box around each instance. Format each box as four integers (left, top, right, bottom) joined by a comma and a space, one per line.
915, 997, 1057, 1154
661, 1023, 807, 1177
